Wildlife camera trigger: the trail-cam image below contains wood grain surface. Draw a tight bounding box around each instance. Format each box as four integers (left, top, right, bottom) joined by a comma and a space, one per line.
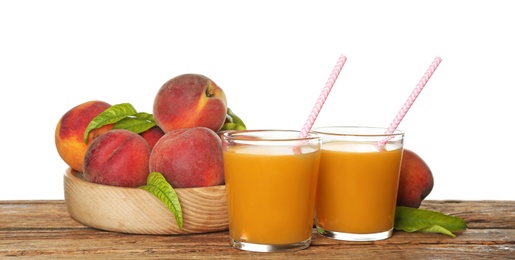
1, 200, 514, 259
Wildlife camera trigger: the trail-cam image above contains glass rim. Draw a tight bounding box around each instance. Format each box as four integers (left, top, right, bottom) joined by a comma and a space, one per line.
220, 129, 321, 142
311, 126, 405, 137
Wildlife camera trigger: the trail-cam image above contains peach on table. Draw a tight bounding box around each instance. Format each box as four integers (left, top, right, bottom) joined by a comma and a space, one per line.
397, 149, 433, 208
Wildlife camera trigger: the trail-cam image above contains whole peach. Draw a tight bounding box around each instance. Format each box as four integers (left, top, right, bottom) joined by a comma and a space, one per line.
140, 126, 165, 149
83, 129, 151, 187
153, 74, 227, 133
396, 149, 434, 208
55, 100, 113, 172
149, 127, 224, 188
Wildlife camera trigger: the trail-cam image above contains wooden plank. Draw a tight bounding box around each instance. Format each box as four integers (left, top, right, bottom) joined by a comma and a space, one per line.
0, 201, 84, 229
2, 246, 514, 260
1, 228, 514, 248
1, 225, 514, 258
1, 230, 514, 259
1, 200, 514, 259
421, 200, 515, 229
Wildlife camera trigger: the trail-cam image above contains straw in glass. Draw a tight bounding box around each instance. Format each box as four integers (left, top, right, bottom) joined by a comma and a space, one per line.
378, 56, 442, 146
298, 55, 347, 139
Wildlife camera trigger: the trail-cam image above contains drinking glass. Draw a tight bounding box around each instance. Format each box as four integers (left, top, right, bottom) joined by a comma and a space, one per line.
221, 130, 321, 252
313, 126, 404, 241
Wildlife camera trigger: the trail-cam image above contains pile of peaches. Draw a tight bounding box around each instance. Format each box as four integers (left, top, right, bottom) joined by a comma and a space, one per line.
55, 74, 232, 190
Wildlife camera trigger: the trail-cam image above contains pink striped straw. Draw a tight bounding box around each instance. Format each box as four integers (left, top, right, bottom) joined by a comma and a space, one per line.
379, 56, 442, 146
298, 55, 347, 138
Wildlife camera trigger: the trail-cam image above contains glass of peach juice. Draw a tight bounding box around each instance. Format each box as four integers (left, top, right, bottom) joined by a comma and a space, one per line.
221, 130, 321, 252
313, 126, 404, 241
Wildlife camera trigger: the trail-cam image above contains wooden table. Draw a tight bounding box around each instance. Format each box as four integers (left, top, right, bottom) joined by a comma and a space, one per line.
1, 200, 514, 259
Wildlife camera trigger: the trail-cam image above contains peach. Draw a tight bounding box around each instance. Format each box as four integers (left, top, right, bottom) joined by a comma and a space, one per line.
140, 126, 165, 149
83, 129, 151, 187
149, 127, 224, 188
153, 74, 227, 133
396, 149, 434, 208
55, 100, 113, 172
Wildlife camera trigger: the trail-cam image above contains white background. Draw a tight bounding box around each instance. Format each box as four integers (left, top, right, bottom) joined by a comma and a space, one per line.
1, 0, 514, 201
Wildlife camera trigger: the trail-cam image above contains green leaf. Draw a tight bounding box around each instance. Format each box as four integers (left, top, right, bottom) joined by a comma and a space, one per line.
139, 172, 183, 229
394, 206, 467, 237
83, 103, 138, 143
417, 225, 458, 237
220, 107, 247, 131
133, 112, 155, 122
220, 122, 246, 131
113, 117, 156, 134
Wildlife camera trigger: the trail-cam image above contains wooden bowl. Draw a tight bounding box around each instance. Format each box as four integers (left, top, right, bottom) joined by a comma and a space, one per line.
63, 168, 228, 235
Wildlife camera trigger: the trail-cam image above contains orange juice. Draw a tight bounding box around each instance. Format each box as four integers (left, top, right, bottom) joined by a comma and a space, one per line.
223, 145, 320, 245
315, 141, 403, 235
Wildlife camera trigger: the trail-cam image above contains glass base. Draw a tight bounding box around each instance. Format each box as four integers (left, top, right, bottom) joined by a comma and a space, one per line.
317, 227, 393, 241
230, 237, 311, 252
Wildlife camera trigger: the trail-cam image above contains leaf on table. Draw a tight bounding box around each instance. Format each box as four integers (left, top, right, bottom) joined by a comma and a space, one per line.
394, 206, 467, 237
140, 172, 183, 229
